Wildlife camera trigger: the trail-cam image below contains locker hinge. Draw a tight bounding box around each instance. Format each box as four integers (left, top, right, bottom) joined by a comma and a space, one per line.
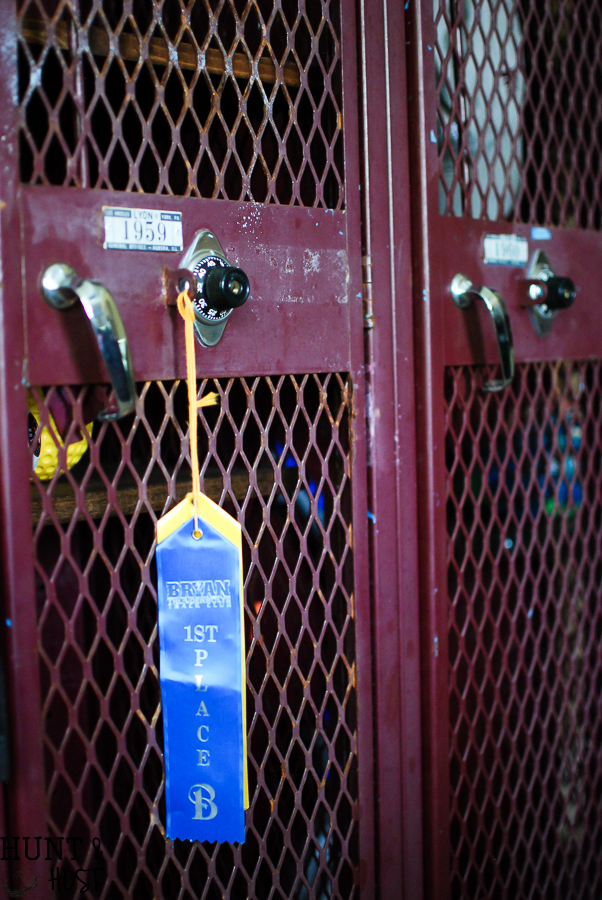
362, 255, 374, 330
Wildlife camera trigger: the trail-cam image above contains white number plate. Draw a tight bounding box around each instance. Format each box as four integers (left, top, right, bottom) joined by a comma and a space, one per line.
483, 233, 529, 267
103, 207, 183, 252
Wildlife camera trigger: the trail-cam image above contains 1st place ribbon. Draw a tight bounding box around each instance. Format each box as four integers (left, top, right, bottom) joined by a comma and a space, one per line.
156, 493, 248, 843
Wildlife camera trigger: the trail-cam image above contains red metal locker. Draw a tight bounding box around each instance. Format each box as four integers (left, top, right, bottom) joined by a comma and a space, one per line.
407, 0, 602, 897
0, 1, 396, 896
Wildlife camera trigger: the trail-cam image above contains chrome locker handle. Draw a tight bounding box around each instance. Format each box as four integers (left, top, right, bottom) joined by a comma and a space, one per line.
451, 273, 515, 392
40, 263, 136, 419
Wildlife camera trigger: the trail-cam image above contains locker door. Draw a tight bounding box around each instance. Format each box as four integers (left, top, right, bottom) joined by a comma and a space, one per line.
0, 1, 376, 896
407, 0, 602, 897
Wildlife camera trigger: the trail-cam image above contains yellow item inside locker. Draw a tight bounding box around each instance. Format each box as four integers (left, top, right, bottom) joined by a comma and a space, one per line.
28, 393, 93, 481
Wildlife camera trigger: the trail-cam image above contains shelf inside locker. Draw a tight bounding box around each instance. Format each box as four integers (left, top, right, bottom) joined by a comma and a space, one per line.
21, 17, 301, 87
30, 466, 275, 526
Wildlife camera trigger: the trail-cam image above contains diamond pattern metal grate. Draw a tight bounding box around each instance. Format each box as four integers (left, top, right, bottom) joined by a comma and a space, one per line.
446, 361, 602, 900
30, 374, 358, 899
434, 0, 602, 228
17, 0, 344, 207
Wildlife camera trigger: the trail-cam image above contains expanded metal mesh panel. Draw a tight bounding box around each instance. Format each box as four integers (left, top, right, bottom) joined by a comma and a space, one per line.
446, 361, 602, 899
17, 0, 344, 207
30, 374, 358, 899
434, 0, 602, 228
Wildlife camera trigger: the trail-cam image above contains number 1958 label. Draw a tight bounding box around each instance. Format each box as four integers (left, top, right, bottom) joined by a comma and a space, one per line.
103, 207, 183, 252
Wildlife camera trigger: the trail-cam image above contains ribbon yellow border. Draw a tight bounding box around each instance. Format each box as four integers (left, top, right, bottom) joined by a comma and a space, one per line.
157, 493, 240, 547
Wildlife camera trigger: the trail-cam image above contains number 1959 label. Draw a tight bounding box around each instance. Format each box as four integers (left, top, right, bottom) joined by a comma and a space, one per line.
103, 207, 183, 252
483, 233, 528, 267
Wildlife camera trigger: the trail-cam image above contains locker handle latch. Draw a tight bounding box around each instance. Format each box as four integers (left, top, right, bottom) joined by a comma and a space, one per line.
40, 263, 136, 420
451, 273, 515, 392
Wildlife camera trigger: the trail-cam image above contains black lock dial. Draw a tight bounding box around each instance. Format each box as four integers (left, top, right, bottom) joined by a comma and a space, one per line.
541, 275, 576, 311
192, 256, 250, 322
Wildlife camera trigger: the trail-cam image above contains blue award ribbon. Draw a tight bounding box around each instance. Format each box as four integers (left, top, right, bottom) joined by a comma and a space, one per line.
156, 494, 248, 843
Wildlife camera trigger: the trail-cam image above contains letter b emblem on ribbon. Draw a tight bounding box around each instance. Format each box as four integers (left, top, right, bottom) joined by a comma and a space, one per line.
189, 784, 218, 820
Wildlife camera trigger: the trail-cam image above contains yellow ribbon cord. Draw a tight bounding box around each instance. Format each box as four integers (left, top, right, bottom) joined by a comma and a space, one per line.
176, 290, 219, 536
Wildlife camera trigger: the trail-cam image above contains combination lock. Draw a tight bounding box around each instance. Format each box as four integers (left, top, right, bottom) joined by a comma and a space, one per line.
180, 231, 250, 347
521, 250, 576, 338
